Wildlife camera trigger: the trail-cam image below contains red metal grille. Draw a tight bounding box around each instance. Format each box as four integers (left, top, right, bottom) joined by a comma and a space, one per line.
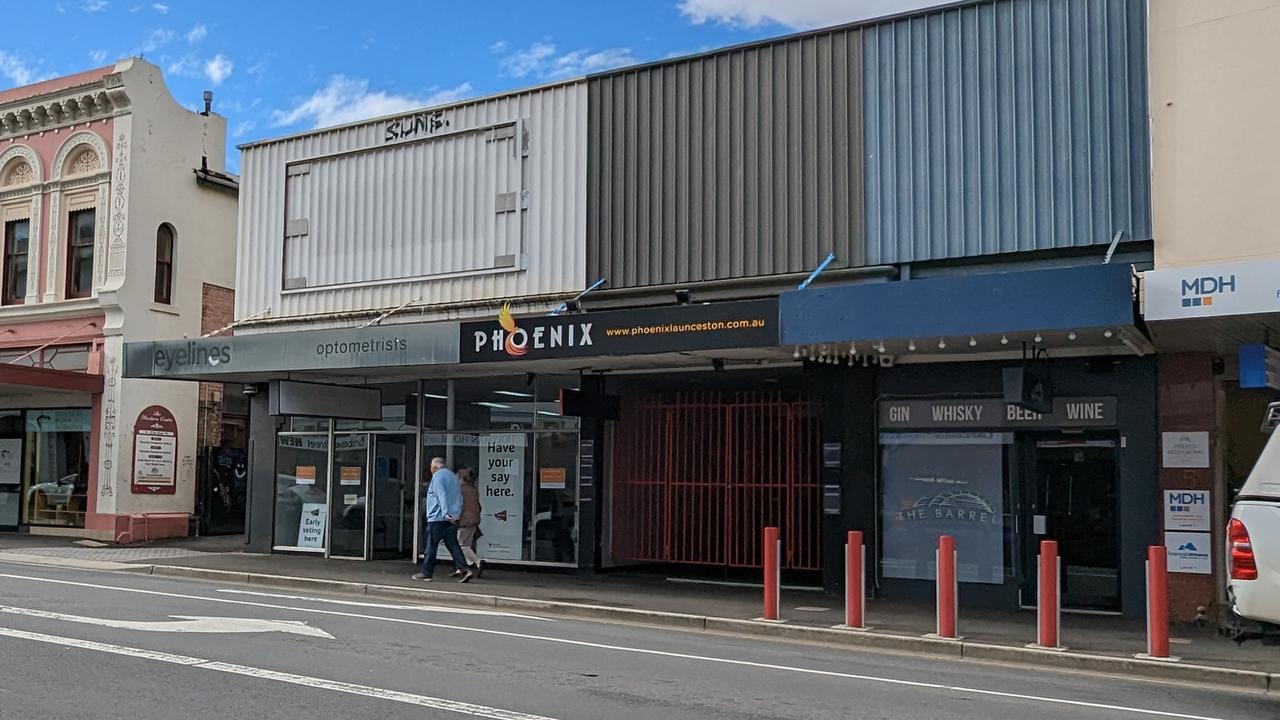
610, 391, 822, 571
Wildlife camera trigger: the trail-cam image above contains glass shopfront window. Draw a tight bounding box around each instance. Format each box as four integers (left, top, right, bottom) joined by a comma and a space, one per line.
274, 429, 331, 551
19, 409, 92, 528
880, 432, 1012, 585
270, 377, 583, 565
421, 375, 582, 566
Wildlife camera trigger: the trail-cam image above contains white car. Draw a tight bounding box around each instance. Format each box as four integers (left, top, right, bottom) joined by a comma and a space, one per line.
1228, 401, 1280, 644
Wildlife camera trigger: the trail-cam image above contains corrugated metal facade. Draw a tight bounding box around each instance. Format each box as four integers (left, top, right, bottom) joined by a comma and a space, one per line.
586, 0, 1151, 289
863, 0, 1152, 264
236, 82, 587, 322
586, 29, 865, 289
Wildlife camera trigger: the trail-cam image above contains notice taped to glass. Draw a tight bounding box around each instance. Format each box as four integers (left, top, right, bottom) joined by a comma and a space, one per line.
478, 433, 526, 560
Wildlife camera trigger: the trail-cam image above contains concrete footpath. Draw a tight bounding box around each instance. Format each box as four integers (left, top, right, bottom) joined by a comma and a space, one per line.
0, 535, 1275, 691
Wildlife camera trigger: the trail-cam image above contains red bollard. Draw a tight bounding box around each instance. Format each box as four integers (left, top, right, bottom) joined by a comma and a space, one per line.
936, 535, 958, 639
845, 530, 866, 629
1144, 545, 1171, 659
763, 526, 780, 621
1037, 540, 1061, 649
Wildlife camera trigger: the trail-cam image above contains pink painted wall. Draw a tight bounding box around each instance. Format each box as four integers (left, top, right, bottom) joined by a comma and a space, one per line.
0, 119, 113, 298
0, 66, 112, 105
0, 314, 104, 350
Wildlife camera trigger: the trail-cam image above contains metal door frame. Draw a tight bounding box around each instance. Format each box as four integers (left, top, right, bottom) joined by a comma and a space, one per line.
368, 432, 417, 560
271, 425, 332, 555
1018, 432, 1122, 612
0, 410, 23, 531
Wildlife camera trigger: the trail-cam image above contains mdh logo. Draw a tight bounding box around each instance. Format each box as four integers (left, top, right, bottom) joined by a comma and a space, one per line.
473, 303, 594, 358
1180, 275, 1236, 308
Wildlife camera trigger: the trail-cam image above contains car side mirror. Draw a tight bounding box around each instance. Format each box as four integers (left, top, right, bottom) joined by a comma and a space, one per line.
1263, 401, 1280, 434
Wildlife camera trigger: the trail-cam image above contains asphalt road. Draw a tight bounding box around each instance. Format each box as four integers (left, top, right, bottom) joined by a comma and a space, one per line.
0, 560, 1272, 720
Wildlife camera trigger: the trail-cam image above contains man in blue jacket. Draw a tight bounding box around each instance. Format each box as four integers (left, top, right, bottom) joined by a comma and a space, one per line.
413, 457, 475, 583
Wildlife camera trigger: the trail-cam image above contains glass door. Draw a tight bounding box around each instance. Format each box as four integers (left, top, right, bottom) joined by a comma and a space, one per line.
273, 431, 331, 552
1021, 436, 1120, 611
0, 411, 22, 529
371, 435, 415, 559
330, 433, 369, 559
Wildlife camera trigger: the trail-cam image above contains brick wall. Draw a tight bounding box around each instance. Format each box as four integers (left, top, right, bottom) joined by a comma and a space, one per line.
198, 284, 235, 449
200, 283, 235, 335
1157, 354, 1219, 623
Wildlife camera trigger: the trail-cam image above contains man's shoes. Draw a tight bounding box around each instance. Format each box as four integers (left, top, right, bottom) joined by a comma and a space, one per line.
474, 560, 485, 578
459, 570, 476, 583
452, 569, 463, 578
411, 573, 432, 582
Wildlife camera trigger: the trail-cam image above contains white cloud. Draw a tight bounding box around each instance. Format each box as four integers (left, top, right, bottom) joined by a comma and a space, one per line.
57, 3, 68, 13
187, 23, 208, 44
500, 42, 637, 80
89, 49, 109, 64
83, 0, 109, 11
232, 120, 256, 139
549, 48, 639, 77
152, 2, 169, 12
165, 54, 196, 77
271, 76, 474, 129
500, 41, 556, 78
0, 52, 52, 87
204, 54, 234, 85
677, 0, 948, 30
137, 28, 176, 53
488, 40, 509, 55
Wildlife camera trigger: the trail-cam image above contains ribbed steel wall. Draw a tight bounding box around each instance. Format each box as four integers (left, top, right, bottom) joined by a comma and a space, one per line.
863, 0, 1152, 264
282, 124, 524, 288
236, 82, 587, 322
586, 29, 864, 289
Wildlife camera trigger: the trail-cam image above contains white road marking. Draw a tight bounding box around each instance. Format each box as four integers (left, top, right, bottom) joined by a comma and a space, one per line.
0, 604, 333, 638
215, 588, 555, 621
0, 571, 1232, 720
0, 626, 557, 720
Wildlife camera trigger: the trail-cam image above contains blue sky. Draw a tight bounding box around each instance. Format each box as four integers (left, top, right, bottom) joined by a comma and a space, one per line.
1, 1, 941, 172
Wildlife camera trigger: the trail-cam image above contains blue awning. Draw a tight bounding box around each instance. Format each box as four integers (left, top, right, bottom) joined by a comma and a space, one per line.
780, 263, 1137, 346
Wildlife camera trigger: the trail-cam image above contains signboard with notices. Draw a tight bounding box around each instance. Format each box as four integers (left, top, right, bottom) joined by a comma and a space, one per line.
1166, 531, 1212, 574
1164, 489, 1210, 532
131, 406, 178, 495
1162, 431, 1210, 469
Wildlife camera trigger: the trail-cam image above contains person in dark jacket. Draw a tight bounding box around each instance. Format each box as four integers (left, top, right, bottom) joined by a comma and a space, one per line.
456, 466, 484, 577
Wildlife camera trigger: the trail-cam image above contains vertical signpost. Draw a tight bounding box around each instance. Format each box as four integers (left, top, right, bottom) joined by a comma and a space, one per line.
763, 526, 780, 621
935, 535, 958, 639
1139, 545, 1177, 661
1035, 539, 1063, 650
844, 530, 867, 630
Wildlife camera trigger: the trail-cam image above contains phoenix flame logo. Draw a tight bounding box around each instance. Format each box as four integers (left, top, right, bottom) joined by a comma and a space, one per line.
498, 304, 526, 357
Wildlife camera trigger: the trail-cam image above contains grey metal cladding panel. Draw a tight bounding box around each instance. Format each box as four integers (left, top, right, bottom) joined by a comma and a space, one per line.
587, 29, 864, 288
863, 0, 1152, 265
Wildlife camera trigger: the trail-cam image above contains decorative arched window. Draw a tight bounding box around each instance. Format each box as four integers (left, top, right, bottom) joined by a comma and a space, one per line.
0, 146, 40, 305
154, 223, 175, 304
2, 160, 34, 187
66, 148, 100, 177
